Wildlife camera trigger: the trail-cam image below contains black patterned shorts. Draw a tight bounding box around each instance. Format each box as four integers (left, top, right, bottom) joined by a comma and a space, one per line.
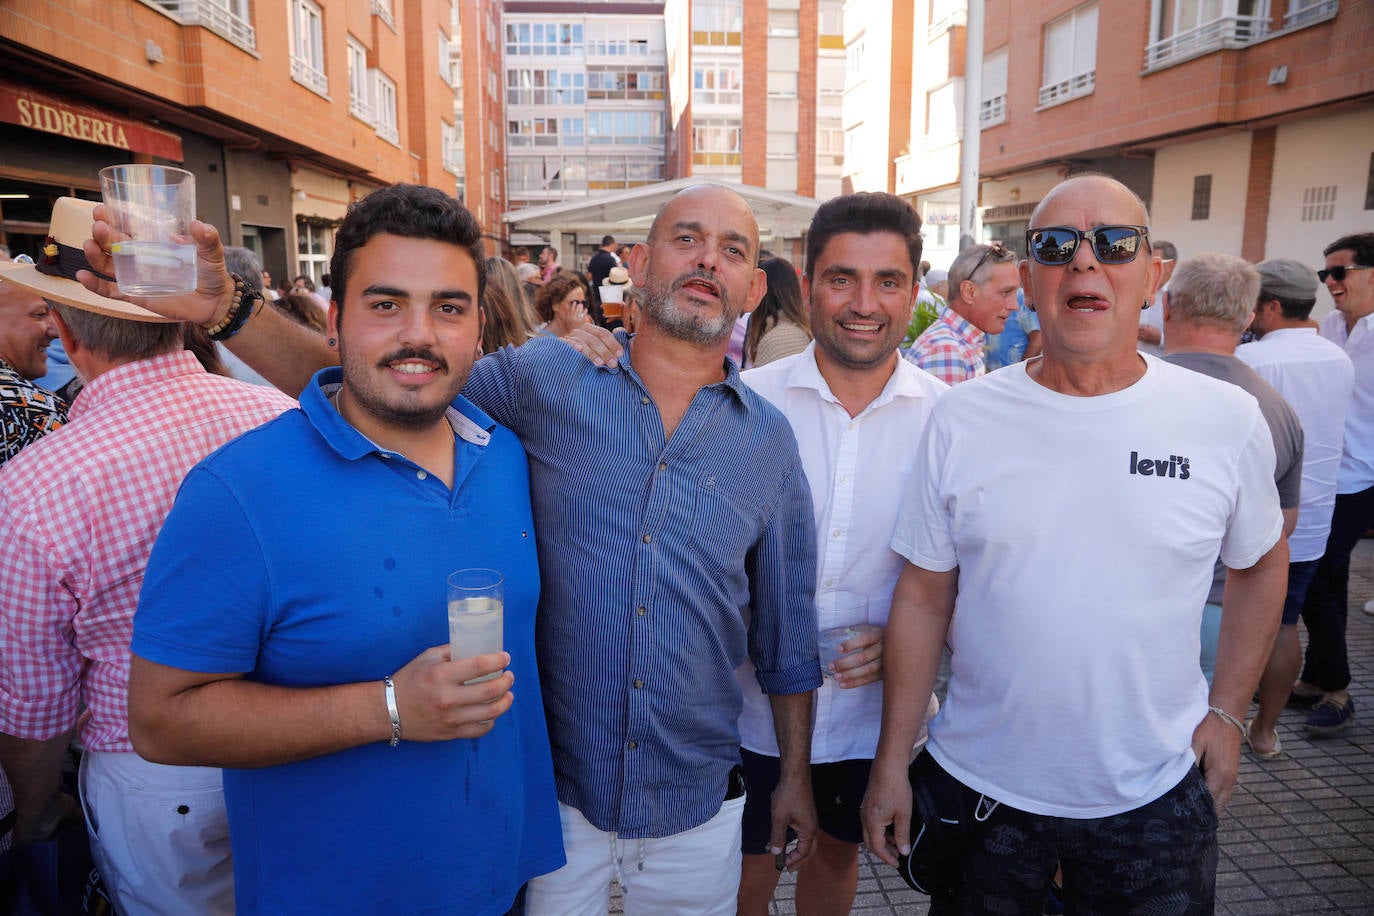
931, 764, 1219, 916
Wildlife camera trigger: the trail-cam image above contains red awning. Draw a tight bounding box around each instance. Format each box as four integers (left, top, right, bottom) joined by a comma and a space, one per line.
0, 77, 183, 161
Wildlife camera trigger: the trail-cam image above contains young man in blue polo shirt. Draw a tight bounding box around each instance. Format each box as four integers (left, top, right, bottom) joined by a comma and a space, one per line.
123, 185, 563, 913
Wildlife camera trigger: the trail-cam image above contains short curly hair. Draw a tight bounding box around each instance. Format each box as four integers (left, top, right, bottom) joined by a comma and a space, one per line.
533, 272, 587, 323
329, 184, 485, 311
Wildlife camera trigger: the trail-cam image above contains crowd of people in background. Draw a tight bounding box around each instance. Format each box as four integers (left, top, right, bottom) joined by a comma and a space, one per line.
0, 172, 1370, 916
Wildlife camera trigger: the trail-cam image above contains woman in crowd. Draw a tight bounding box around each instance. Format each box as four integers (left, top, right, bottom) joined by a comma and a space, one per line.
745, 257, 811, 367
483, 257, 538, 351
532, 272, 590, 339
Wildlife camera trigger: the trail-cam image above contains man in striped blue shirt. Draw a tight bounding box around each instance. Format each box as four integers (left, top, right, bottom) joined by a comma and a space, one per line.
466, 184, 823, 914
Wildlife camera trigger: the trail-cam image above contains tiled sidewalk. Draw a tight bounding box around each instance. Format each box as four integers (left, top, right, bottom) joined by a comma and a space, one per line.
761, 539, 1374, 915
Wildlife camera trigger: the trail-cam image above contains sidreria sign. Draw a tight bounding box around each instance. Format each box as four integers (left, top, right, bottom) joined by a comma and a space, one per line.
0, 77, 183, 162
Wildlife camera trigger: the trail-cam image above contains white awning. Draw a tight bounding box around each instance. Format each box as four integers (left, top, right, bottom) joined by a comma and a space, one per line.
502, 178, 823, 241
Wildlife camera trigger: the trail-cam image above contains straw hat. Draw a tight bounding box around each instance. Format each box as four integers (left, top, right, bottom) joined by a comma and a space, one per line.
606, 265, 630, 286
0, 197, 179, 322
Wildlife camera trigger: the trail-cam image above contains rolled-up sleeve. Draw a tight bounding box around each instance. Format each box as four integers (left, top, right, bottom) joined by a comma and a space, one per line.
747, 453, 822, 695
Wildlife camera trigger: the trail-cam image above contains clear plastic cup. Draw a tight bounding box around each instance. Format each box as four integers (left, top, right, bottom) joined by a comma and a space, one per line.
447, 568, 504, 684
99, 164, 197, 296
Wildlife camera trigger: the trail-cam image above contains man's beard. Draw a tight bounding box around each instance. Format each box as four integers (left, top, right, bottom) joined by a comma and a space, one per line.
338, 342, 462, 431
639, 269, 739, 346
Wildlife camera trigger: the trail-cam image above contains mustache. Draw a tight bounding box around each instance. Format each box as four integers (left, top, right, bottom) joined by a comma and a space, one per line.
672, 270, 724, 298
377, 348, 448, 372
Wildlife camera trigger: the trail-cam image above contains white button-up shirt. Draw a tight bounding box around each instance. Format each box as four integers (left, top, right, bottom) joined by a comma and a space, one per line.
1320, 311, 1374, 493
736, 344, 947, 761
1238, 328, 1354, 561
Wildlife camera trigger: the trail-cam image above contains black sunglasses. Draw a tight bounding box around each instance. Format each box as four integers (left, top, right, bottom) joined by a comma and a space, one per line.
1317, 265, 1371, 283
965, 243, 1011, 283
1025, 225, 1150, 266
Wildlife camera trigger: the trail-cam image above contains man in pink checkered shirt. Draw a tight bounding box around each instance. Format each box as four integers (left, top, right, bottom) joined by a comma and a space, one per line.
0, 204, 294, 913
904, 243, 1021, 386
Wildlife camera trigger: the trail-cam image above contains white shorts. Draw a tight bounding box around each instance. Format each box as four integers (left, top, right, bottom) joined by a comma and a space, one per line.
79, 751, 233, 915
525, 796, 746, 916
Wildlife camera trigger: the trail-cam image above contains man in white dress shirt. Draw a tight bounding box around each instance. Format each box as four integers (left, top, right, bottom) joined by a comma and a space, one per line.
735, 192, 946, 916
1238, 259, 1354, 753
1292, 233, 1374, 736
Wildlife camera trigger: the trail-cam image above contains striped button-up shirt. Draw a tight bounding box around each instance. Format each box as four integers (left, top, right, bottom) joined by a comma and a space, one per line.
465, 334, 821, 838
0, 350, 295, 751
905, 303, 986, 385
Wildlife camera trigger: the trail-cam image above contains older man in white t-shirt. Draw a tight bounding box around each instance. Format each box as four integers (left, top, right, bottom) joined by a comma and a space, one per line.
862, 175, 1288, 914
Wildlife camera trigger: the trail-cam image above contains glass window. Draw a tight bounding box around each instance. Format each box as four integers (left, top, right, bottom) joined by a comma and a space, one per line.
290, 0, 327, 96
347, 37, 371, 122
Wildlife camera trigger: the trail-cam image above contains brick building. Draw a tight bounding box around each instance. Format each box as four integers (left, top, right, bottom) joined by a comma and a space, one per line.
978, 0, 1374, 282
0, 0, 503, 281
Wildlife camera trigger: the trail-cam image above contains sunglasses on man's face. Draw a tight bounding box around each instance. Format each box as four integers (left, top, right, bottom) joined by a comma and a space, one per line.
1025, 225, 1150, 266
1317, 265, 1371, 284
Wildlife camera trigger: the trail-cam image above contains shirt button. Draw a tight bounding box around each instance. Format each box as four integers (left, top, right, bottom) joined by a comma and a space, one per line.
633, 679, 643, 689
642, 533, 652, 543
628, 741, 639, 749
659, 462, 667, 471
832, 529, 841, 538
641, 396, 651, 405
416, 470, 427, 480
637, 606, 647, 616
824, 579, 834, 588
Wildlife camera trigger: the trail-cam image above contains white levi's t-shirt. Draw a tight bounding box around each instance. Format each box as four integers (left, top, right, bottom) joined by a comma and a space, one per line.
891, 355, 1282, 818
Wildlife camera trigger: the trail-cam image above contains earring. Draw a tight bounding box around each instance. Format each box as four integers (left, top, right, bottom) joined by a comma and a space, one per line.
327, 337, 336, 346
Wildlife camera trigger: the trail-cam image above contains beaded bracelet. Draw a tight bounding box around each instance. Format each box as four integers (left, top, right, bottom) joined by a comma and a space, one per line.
205, 274, 258, 341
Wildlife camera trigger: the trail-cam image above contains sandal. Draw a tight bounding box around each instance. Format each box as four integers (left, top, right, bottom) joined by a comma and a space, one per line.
1244, 720, 1282, 760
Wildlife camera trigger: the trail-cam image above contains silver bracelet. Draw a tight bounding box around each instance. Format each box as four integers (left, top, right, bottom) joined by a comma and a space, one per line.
1208, 705, 1246, 737
384, 676, 402, 747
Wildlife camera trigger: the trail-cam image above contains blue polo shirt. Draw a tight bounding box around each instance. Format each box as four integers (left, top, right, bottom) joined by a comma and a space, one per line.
133, 369, 563, 914
464, 333, 821, 839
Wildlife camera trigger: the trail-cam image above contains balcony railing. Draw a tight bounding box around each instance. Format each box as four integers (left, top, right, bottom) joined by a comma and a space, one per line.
1144, 14, 1270, 70
290, 56, 329, 96
1285, 0, 1338, 28
927, 8, 967, 41
1037, 69, 1094, 108
157, 0, 256, 51
371, 0, 396, 31
979, 94, 1007, 128
377, 121, 400, 145
349, 94, 373, 123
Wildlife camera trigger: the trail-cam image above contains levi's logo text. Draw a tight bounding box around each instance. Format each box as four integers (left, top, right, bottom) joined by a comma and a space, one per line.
1129, 451, 1190, 480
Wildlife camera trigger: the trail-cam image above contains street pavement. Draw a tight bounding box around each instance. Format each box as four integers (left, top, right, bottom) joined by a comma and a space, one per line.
616, 538, 1374, 914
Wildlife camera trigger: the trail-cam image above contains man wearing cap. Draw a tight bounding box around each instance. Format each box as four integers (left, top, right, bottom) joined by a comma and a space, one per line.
0, 198, 296, 912
1238, 258, 1354, 752
904, 243, 1020, 385
0, 266, 66, 466
1160, 252, 1304, 690
863, 175, 1288, 912
1288, 232, 1374, 736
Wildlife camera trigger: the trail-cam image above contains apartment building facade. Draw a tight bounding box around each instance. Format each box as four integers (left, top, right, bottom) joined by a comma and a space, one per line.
680, 0, 845, 201
979, 0, 1374, 277
500, 0, 668, 216
0, 0, 479, 282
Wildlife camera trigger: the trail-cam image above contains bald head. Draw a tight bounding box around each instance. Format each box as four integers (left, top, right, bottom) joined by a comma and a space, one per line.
647, 185, 760, 256
1031, 174, 1150, 230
